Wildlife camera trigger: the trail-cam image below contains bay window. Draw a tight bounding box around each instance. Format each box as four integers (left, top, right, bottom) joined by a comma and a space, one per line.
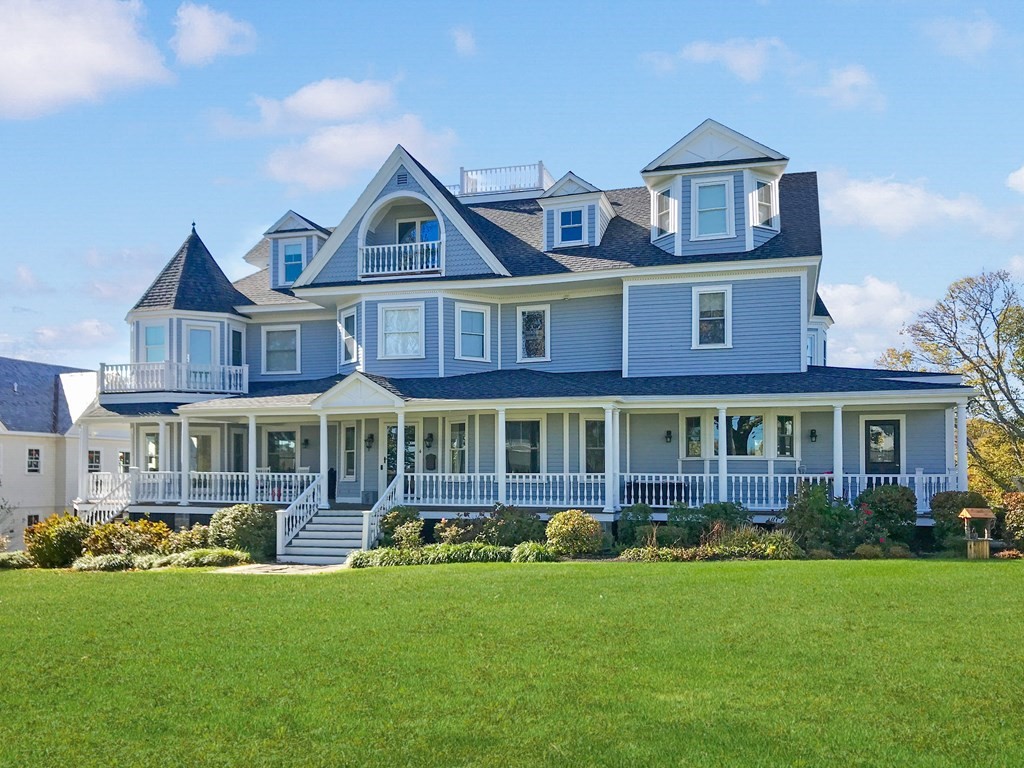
143, 325, 165, 363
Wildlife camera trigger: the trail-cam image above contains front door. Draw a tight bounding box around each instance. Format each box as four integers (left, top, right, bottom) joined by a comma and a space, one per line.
186, 326, 214, 389
189, 434, 214, 472
864, 419, 901, 475
381, 423, 417, 492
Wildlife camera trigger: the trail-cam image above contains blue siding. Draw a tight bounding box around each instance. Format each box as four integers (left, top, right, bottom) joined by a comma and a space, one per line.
501, 293, 622, 372
444, 298, 500, 376
752, 226, 777, 247
842, 409, 947, 474
598, 204, 611, 243
800, 411, 833, 472
364, 297, 438, 378
628, 277, 802, 376
587, 204, 596, 246
567, 413, 580, 471
680, 172, 746, 256
478, 414, 495, 472
247, 319, 337, 382
628, 413, 678, 473
545, 209, 554, 250
547, 413, 563, 473
310, 165, 497, 284
653, 232, 674, 253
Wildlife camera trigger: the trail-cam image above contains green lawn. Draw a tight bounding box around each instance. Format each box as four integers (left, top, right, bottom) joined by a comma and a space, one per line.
1, 561, 1022, 767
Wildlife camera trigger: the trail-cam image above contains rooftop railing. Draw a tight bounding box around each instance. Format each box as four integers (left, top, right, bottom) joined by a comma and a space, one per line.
446, 162, 554, 196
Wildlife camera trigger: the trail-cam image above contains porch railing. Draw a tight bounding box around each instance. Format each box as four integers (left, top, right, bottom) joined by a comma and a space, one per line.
506, 473, 606, 508
403, 473, 498, 506
88, 472, 119, 499
188, 471, 249, 505
359, 241, 442, 277
99, 362, 248, 394
134, 471, 182, 503
255, 472, 317, 504
845, 473, 956, 513
447, 162, 554, 196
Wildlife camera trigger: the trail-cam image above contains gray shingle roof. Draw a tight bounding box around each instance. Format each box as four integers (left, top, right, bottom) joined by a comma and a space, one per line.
134, 228, 250, 315
233, 268, 306, 306
0, 357, 89, 433
814, 293, 833, 320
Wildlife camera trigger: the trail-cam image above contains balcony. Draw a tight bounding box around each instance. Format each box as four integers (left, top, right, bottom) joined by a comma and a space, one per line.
446, 162, 555, 196
99, 362, 248, 395
358, 240, 442, 279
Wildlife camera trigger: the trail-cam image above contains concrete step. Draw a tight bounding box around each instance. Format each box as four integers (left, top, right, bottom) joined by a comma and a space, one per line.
277, 553, 351, 565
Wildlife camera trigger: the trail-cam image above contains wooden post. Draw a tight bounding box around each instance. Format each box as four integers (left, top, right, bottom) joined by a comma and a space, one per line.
319, 413, 329, 508
179, 417, 190, 507
833, 406, 844, 501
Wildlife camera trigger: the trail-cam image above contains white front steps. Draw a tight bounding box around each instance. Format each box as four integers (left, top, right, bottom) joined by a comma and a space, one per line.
278, 510, 365, 565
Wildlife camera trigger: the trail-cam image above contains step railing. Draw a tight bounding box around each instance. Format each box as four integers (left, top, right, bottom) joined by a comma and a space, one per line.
359, 241, 442, 277
276, 475, 323, 556
362, 476, 400, 550
80, 476, 132, 525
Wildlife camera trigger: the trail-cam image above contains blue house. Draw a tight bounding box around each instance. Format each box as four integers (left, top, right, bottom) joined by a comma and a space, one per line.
80, 119, 972, 563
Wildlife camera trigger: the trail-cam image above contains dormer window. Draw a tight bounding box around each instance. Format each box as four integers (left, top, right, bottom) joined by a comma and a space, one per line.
655, 187, 674, 238
692, 177, 735, 240
557, 209, 584, 246
754, 178, 778, 229
397, 218, 439, 244
282, 241, 304, 284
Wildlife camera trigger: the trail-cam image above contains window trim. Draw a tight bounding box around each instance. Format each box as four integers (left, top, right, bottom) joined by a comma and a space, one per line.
142, 323, 166, 363
858, 413, 907, 475
340, 307, 358, 365
395, 216, 441, 244
690, 175, 735, 241
691, 284, 732, 349
261, 324, 302, 375
278, 237, 306, 287
752, 175, 779, 231
26, 446, 41, 475
504, 417, 546, 474
554, 207, 586, 247
581, 417, 606, 475
118, 450, 132, 473
516, 303, 551, 363
230, 327, 245, 367
454, 302, 491, 362
653, 185, 675, 240
342, 422, 357, 481
87, 449, 102, 474
710, 410, 801, 461
448, 420, 468, 474
377, 301, 426, 361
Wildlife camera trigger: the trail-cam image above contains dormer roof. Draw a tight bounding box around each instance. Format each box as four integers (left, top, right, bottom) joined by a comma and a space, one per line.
539, 172, 601, 198
134, 227, 249, 316
642, 118, 788, 175
264, 210, 331, 237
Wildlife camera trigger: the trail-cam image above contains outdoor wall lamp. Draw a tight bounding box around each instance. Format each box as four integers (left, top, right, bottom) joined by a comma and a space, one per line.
809, 429, 817, 443
301, 438, 310, 448
424, 433, 434, 450
665, 430, 673, 443
365, 433, 375, 451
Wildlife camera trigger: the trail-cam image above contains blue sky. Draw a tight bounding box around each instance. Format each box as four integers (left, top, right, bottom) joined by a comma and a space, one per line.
2, 0, 1023, 370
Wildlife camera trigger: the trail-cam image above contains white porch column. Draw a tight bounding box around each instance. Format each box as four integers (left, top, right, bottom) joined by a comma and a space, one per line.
613, 408, 622, 509
833, 405, 844, 500
602, 406, 615, 513
396, 409, 406, 502
179, 417, 190, 506
76, 422, 90, 501
247, 415, 257, 503
957, 401, 969, 491
717, 407, 727, 502
496, 407, 507, 504
319, 413, 329, 508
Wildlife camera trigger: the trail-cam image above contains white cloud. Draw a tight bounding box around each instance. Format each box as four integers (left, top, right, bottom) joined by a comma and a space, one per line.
646, 37, 790, 82
34, 319, 117, 350
266, 114, 456, 192
0, 0, 170, 119
922, 13, 997, 60
811, 65, 884, 110
15, 266, 50, 293
450, 26, 477, 57
1007, 164, 1024, 194
250, 78, 394, 132
170, 2, 256, 66
821, 171, 1016, 238
819, 276, 930, 367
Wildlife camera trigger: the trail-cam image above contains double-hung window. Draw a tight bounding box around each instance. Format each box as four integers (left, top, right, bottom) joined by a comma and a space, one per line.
692, 177, 734, 239
655, 187, 674, 238
506, 420, 541, 473
456, 304, 489, 361
343, 425, 357, 480
754, 178, 777, 229
517, 304, 550, 362
282, 242, 304, 284
26, 448, 41, 474
119, 451, 131, 473
231, 329, 244, 367
685, 416, 702, 458
584, 419, 605, 474
340, 308, 358, 364
692, 286, 731, 348
143, 325, 165, 363
556, 208, 584, 246
776, 415, 795, 458
379, 303, 424, 359
263, 325, 300, 374
449, 422, 467, 473
87, 450, 102, 473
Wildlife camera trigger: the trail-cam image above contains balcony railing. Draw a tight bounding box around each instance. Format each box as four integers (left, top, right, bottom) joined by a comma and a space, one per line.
446, 162, 555, 196
99, 362, 248, 394
359, 241, 442, 278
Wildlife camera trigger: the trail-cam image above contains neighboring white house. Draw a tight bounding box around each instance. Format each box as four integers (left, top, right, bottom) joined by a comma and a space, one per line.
0, 357, 130, 550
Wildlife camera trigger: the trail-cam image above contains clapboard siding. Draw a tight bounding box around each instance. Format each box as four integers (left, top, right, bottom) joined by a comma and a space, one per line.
364, 297, 439, 378
247, 319, 337, 382
752, 226, 777, 247
653, 232, 674, 253
680, 172, 746, 256
628, 277, 802, 376
444, 297, 500, 376
501, 293, 622, 372
337, 302, 362, 375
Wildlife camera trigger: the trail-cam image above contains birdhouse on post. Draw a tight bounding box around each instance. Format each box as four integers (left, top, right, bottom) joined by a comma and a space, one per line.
959, 508, 996, 560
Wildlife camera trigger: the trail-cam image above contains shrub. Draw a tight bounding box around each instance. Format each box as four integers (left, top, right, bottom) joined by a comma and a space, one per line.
666, 502, 750, 546
71, 553, 137, 572
807, 548, 835, 560
510, 541, 560, 563
617, 503, 652, 545
347, 542, 513, 568
995, 549, 1023, 559
931, 491, 990, 549
84, 518, 171, 556
0, 533, 8, 552
393, 519, 424, 549
0, 551, 32, 569
24, 513, 91, 568
1002, 493, 1024, 548
784, 482, 860, 555
480, 504, 545, 546
380, 506, 420, 546
546, 509, 603, 557
210, 504, 276, 561
620, 525, 801, 562
159, 548, 251, 568
163, 523, 211, 553
633, 524, 689, 548
853, 485, 917, 545
853, 543, 884, 559
885, 543, 913, 559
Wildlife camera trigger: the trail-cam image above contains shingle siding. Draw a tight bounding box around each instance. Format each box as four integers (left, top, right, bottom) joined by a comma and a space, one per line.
500, 293, 622, 372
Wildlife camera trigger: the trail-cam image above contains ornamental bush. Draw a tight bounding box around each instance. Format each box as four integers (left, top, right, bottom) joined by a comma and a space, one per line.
71, 553, 137, 572
393, 519, 424, 549
616, 503, 652, 545
784, 482, 860, 555
620, 525, 801, 562
433, 513, 483, 545
1002, 492, 1024, 548
853, 485, 917, 545
209, 504, 276, 561
380, 506, 420, 546
995, 549, 1023, 559
346, 542, 513, 568
24, 513, 91, 568
510, 541, 560, 563
479, 504, 545, 546
666, 501, 750, 546
156, 548, 251, 568
931, 491, 990, 549
162, 523, 212, 553
84, 518, 171, 556
545, 509, 602, 557
0, 551, 32, 569
853, 543, 884, 559
633, 525, 690, 548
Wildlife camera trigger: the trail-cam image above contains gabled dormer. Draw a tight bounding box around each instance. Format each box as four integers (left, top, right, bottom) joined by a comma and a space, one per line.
641, 119, 788, 256
264, 211, 331, 290
538, 172, 616, 249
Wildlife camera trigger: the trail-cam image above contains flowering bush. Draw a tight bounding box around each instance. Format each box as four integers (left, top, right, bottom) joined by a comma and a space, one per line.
434, 505, 544, 547
393, 519, 424, 549
1002, 493, 1024, 549
995, 549, 1023, 559
784, 482, 859, 554
545, 509, 603, 557
853, 485, 917, 545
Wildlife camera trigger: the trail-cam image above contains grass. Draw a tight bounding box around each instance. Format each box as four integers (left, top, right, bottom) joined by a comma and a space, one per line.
1, 561, 1023, 767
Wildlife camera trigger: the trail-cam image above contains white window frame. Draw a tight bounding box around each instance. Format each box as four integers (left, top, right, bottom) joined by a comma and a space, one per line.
516, 303, 551, 363
340, 307, 358, 365
691, 285, 732, 349
261, 324, 301, 375
554, 207, 585, 247
278, 238, 306, 286
448, 420, 468, 474
654, 185, 675, 239
118, 450, 132, 473
395, 217, 441, 244
455, 302, 491, 362
26, 447, 41, 475
142, 323, 166, 363
87, 449, 102, 474
229, 327, 245, 367
775, 413, 798, 460
183, 320, 218, 367
342, 422, 357, 481
752, 175, 779, 231
581, 418, 606, 475
377, 301, 426, 360
690, 175, 735, 241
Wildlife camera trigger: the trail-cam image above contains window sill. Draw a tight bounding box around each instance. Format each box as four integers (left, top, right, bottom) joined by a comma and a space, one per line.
516, 357, 551, 364
261, 369, 301, 375
691, 343, 732, 350
753, 223, 779, 232
651, 230, 675, 241
377, 355, 427, 361
689, 232, 734, 242
455, 355, 490, 363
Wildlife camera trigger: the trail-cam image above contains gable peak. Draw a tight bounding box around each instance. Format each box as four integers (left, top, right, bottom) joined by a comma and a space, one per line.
643, 118, 787, 173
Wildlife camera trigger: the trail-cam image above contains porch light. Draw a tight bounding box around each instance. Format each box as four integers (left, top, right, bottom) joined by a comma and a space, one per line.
424, 433, 434, 449
809, 429, 817, 443
301, 438, 310, 448
665, 430, 672, 443
365, 433, 375, 451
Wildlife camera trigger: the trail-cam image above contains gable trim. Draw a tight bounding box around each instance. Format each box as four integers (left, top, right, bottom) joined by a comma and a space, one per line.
642, 119, 786, 173
311, 372, 405, 411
